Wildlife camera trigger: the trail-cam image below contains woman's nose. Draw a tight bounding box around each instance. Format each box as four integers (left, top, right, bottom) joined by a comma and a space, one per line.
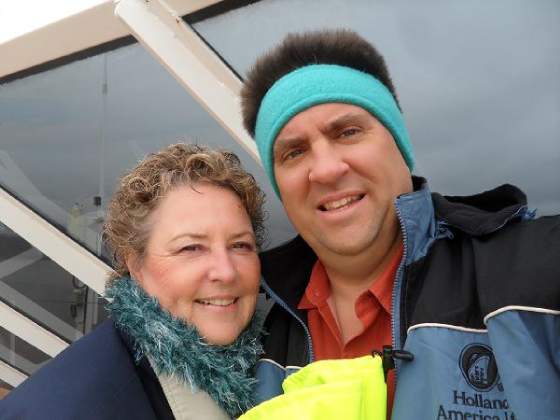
208, 249, 237, 283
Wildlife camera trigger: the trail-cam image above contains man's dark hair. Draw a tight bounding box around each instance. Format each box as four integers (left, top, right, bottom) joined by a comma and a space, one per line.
241, 29, 400, 136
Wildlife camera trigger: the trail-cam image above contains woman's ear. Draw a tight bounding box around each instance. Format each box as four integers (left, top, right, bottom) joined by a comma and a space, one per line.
125, 252, 143, 284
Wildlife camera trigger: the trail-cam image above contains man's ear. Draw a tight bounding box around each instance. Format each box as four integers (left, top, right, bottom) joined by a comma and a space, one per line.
125, 252, 143, 284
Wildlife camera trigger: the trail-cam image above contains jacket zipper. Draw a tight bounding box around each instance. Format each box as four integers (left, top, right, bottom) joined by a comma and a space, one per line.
261, 200, 410, 371
260, 278, 315, 364
391, 202, 410, 382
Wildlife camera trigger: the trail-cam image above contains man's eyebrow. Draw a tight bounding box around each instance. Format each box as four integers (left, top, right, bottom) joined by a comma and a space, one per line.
273, 136, 305, 157
325, 112, 372, 132
272, 111, 372, 157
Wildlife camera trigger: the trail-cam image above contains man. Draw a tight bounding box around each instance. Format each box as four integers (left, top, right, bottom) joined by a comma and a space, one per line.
241, 30, 560, 419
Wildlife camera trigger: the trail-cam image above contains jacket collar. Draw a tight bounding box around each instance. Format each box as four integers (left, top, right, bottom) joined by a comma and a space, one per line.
394, 178, 529, 263
395, 177, 438, 264
432, 184, 528, 236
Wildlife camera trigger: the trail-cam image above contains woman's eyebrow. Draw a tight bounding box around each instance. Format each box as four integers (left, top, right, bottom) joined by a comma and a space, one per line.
230, 231, 256, 241
168, 232, 206, 243
169, 231, 255, 243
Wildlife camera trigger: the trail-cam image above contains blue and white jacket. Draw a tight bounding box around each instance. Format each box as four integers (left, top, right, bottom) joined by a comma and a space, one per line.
255, 177, 560, 419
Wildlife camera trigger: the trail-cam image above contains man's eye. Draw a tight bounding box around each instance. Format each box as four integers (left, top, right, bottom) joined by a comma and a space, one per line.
282, 148, 304, 162
340, 127, 361, 138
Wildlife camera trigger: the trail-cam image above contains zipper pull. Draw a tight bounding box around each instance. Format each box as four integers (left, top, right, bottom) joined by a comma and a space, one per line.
372, 345, 414, 381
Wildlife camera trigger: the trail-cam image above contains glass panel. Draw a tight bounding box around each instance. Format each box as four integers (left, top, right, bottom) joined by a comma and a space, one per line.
0, 222, 105, 342
84, 287, 109, 332
0, 42, 295, 259
0, 325, 50, 376
192, 0, 560, 215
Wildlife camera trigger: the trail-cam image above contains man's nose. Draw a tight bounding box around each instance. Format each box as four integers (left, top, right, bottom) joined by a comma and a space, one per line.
308, 141, 349, 184
208, 249, 237, 283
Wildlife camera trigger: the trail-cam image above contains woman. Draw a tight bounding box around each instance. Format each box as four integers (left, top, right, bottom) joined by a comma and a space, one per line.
0, 144, 266, 420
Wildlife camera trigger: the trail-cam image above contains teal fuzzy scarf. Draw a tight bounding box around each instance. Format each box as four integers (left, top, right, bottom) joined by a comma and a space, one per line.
105, 277, 264, 418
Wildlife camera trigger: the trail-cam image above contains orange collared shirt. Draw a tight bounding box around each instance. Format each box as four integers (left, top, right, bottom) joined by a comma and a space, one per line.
298, 244, 403, 418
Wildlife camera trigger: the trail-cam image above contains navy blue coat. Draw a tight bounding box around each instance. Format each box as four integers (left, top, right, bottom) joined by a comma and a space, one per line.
0, 320, 174, 419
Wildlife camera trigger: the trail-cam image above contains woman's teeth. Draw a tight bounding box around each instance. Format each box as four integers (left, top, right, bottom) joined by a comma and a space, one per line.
196, 298, 236, 306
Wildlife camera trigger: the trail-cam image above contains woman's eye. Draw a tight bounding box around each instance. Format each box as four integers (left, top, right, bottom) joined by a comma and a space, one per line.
231, 242, 255, 252
180, 244, 202, 252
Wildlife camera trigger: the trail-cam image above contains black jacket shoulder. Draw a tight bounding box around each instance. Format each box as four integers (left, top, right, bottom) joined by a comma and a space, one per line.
0, 320, 162, 420
407, 185, 560, 330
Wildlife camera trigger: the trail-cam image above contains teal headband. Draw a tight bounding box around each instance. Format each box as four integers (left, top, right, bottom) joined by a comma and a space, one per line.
254, 64, 415, 197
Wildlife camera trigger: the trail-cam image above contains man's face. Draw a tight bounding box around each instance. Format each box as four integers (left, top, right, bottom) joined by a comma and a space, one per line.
273, 103, 413, 261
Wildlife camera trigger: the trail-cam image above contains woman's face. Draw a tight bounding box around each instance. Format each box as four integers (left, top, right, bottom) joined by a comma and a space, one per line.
128, 183, 261, 345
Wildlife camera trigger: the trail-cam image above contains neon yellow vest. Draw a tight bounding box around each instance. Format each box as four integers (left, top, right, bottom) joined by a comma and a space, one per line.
240, 355, 386, 420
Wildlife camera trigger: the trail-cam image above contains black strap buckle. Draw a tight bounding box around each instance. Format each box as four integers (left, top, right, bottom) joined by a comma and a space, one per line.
372, 345, 414, 382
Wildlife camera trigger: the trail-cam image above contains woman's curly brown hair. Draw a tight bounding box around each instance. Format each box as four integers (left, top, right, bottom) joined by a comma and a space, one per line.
104, 143, 265, 280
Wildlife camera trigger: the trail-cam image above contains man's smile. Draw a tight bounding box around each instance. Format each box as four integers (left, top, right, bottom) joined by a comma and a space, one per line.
318, 193, 365, 212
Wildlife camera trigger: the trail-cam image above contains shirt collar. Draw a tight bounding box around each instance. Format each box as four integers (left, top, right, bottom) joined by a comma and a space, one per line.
298, 243, 403, 313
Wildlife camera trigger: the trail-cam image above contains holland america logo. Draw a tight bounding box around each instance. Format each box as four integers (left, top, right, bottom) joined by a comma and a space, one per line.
459, 343, 499, 392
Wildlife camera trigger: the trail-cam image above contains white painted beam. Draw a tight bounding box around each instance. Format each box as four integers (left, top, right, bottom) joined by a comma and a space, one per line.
0, 359, 27, 388
0, 300, 68, 358
0, 281, 83, 343
0, 188, 113, 295
0, 248, 43, 280
0, 1, 125, 79
0, 341, 39, 377
0, 0, 224, 79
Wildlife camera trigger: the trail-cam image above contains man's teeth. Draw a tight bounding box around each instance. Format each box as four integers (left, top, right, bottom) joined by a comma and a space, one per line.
322, 195, 361, 211
197, 298, 236, 306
